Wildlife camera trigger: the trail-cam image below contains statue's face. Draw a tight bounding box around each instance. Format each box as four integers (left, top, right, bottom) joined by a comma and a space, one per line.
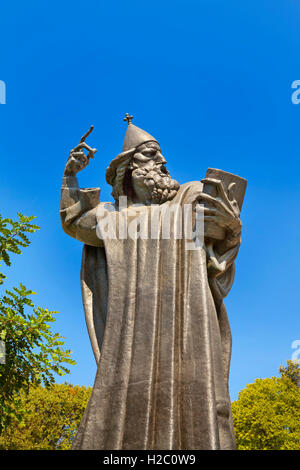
129, 142, 180, 204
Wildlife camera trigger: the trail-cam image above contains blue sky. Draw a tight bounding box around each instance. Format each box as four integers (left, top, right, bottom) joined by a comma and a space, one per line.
1, 0, 300, 401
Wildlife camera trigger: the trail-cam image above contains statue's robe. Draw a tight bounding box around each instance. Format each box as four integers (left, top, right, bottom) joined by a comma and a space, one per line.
60, 175, 239, 450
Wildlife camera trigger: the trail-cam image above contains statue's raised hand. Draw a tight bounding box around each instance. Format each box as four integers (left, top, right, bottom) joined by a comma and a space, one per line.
64, 143, 97, 176
64, 126, 98, 176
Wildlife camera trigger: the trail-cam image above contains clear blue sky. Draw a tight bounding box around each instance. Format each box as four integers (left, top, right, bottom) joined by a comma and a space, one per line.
1, 0, 300, 401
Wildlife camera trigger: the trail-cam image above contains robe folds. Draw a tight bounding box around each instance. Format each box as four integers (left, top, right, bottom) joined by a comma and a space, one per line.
60, 176, 238, 450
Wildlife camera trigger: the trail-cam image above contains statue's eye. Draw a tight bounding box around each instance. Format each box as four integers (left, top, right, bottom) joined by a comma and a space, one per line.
144, 149, 157, 157
133, 152, 150, 163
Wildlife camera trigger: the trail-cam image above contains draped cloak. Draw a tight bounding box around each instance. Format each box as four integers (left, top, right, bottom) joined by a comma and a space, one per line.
60, 176, 238, 450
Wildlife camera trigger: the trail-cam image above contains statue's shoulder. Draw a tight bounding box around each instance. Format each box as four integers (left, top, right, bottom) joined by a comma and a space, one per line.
178, 181, 204, 196
170, 181, 204, 205
180, 181, 203, 191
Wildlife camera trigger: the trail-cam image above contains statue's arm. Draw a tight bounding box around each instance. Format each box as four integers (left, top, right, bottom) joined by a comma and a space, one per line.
60, 173, 103, 248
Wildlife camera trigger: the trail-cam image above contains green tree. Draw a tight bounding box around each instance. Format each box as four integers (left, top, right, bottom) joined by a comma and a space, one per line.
232, 361, 300, 450
279, 360, 300, 386
0, 383, 91, 449
0, 213, 76, 433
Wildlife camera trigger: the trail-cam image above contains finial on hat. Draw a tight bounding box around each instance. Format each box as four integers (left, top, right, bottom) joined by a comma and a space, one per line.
123, 113, 133, 125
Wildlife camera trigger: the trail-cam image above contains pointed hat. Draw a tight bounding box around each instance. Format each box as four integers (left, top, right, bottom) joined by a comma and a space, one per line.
122, 115, 158, 151
106, 114, 159, 186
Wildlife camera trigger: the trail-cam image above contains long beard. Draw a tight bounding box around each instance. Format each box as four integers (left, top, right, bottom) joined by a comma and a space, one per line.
132, 165, 180, 204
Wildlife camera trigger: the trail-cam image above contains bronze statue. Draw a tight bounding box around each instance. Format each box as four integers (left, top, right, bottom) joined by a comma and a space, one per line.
60, 115, 246, 450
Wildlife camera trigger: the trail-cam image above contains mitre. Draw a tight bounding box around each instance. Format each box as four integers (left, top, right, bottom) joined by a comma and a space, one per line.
106, 114, 159, 186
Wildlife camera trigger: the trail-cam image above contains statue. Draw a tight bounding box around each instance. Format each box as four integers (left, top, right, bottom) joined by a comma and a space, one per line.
60, 115, 247, 450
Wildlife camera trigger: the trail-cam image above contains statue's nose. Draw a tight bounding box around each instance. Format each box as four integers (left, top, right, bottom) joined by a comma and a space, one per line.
157, 153, 166, 164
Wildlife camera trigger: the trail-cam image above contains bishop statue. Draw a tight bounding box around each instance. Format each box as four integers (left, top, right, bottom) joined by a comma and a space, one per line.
60, 115, 247, 450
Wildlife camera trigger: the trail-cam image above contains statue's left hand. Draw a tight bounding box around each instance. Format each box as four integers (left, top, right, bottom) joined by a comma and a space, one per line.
198, 178, 242, 239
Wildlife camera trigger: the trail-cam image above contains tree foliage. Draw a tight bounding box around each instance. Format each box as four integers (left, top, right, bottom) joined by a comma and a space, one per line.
0, 213, 39, 285
232, 361, 300, 450
0, 383, 91, 449
0, 213, 76, 433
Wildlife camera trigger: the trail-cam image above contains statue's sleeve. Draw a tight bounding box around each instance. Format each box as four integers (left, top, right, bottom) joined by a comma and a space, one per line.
60, 175, 103, 247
